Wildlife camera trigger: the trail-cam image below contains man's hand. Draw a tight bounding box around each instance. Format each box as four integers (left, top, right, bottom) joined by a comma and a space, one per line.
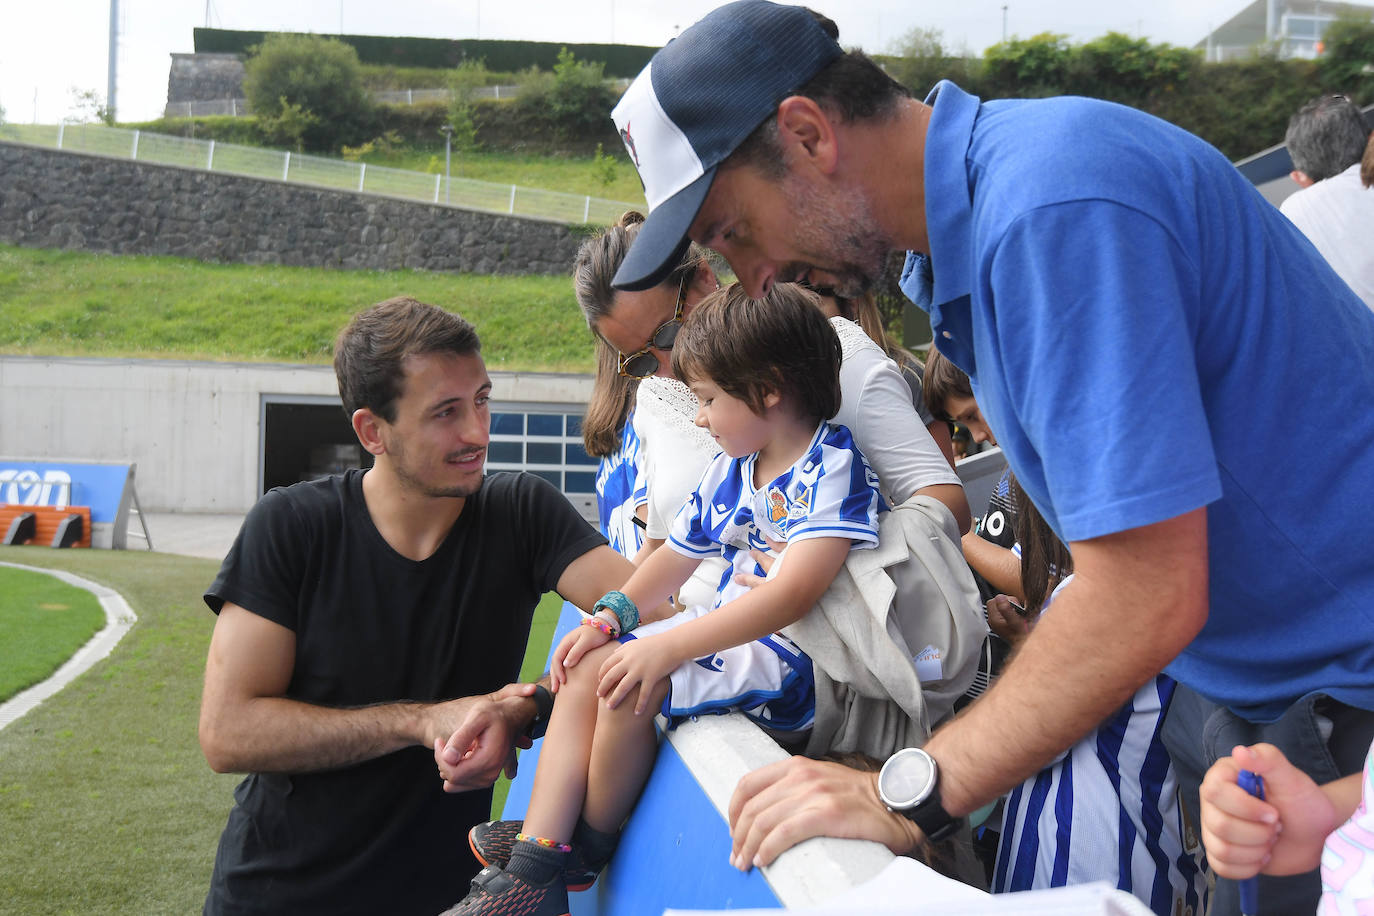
432, 683, 537, 792
727, 756, 922, 870
597, 636, 682, 714
1200, 743, 1343, 878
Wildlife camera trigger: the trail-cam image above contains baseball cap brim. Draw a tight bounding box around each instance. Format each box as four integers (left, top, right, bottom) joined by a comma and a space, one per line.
611, 166, 716, 292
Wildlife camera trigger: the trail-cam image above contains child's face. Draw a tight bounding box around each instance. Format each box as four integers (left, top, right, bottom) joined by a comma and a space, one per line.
943, 394, 997, 447
688, 377, 769, 459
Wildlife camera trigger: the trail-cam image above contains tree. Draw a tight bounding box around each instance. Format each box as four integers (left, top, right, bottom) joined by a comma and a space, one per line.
447, 59, 489, 153
243, 33, 374, 152
1066, 33, 1199, 106
884, 27, 977, 97
67, 87, 115, 125
1318, 16, 1374, 101
982, 33, 1073, 98
515, 48, 615, 141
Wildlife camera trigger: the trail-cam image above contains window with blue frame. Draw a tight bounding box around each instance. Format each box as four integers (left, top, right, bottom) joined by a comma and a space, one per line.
487, 406, 597, 497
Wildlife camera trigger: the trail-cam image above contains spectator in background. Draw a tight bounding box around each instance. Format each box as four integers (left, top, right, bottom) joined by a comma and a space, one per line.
582, 340, 650, 562
1281, 94, 1374, 310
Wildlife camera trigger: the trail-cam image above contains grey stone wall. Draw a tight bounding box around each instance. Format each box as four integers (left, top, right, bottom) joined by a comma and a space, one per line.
0, 142, 586, 275
166, 53, 245, 104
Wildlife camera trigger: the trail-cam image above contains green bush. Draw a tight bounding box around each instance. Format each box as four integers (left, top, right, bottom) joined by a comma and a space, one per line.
243, 33, 375, 152
513, 49, 617, 144
195, 27, 655, 78
1318, 16, 1374, 100
982, 33, 1074, 98
1065, 33, 1199, 106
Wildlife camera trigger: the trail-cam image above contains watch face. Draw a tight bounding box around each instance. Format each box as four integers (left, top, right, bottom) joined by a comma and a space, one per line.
879, 748, 936, 810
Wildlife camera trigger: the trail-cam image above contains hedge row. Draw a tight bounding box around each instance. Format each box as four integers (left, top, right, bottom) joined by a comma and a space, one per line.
192, 28, 655, 79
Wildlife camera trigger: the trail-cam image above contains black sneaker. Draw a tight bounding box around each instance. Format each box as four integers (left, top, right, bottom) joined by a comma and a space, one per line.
438, 864, 569, 916
468, 821, 601, 892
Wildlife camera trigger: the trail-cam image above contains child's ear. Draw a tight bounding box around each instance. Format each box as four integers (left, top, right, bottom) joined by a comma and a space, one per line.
762, 389, 782, 411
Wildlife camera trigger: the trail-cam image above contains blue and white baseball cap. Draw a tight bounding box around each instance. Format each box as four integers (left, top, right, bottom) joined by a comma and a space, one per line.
610, 1, 843, 291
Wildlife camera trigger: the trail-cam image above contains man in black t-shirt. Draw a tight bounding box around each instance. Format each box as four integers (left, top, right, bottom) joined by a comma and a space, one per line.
199, 298, 637, 916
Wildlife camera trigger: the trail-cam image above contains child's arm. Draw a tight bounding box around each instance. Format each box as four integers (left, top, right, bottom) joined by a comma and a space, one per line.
550, 544, 701, 687
1200, 742, 1362, 878
598, 536, 851, 713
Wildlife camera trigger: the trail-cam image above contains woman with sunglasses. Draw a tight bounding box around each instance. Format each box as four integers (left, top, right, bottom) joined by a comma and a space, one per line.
574, 213, 970, 588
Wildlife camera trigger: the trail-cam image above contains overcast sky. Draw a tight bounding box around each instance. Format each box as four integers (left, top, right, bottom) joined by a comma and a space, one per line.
2, 0, 1247, 125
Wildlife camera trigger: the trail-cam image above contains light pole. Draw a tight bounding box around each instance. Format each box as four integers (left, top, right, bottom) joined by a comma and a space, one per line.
1002, 5, 1008, 42
439, 124, 453, 205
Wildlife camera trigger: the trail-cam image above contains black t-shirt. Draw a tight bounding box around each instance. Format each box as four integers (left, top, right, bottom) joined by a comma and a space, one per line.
202, 469, 604, 916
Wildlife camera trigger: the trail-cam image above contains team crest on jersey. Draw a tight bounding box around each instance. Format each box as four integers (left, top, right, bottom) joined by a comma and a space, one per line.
767, 487, 788, 524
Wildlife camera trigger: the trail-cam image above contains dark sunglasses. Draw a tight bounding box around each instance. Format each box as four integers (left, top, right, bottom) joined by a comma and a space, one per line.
616, 271, 689, 379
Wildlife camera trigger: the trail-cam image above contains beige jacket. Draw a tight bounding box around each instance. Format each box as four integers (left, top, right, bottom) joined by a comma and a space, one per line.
781, 495, 988, 761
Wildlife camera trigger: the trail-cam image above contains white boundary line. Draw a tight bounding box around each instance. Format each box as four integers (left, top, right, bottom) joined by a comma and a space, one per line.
0, 560, 138, 732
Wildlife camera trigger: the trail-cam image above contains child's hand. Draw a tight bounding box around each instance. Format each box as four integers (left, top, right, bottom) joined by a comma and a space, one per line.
732, 536, 786, 589
550, 622, 613, 691
986, 594, 1033, 646
597, 636, 679, 714
1199, 743, 1338, 878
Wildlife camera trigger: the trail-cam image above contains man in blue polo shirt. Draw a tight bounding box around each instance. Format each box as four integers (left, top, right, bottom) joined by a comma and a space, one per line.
607, 3, 1374, 912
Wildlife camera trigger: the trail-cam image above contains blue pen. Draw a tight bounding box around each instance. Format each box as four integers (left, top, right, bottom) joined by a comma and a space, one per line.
1237, 769, 1265, 916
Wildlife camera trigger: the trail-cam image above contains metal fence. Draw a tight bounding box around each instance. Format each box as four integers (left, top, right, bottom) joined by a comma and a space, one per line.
163, 84, 519, 119
0, 122, 638, 225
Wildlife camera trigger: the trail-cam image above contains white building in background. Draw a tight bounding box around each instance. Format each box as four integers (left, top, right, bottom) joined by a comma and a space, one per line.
1196, 0, 1374, 61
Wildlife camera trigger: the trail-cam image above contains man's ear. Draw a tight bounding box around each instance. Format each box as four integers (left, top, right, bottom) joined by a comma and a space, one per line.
1290, 169, 1315, 188
775, 96, 839, 175
352, 408, 387, 456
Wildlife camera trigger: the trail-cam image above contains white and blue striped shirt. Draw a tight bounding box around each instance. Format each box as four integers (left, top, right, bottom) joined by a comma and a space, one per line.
667, 422, 882, 607
594, 410, 647, 559
993, 576, 1207, 916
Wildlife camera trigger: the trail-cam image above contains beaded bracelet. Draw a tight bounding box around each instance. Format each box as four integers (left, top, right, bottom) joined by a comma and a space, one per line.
593, 589, 640, 635
581, 616, 617, 638
516, 832, 572, 853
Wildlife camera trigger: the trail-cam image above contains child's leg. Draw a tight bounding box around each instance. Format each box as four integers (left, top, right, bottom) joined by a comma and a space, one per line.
522, 640, 619, 844
582, 677, 671, 834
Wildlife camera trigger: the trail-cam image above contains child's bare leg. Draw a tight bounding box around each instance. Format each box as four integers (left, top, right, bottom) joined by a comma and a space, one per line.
522, 641, 620, 843
582, 677, 671, 834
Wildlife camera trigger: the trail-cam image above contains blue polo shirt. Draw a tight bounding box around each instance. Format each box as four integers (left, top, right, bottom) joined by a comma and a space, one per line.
902, 81, 1374, 722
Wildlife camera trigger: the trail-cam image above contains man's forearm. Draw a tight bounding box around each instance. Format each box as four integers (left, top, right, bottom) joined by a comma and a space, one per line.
927, 511, 1210, 814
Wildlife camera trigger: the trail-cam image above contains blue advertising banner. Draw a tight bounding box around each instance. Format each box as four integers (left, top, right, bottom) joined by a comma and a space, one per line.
0, 460, 133, 525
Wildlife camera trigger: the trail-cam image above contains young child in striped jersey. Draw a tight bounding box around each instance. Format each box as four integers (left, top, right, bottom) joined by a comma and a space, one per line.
442, 283, 884, 916
990, 478, 1207, 915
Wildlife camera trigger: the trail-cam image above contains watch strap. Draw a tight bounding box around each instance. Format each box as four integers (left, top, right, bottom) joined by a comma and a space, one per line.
525, 684, 555, 741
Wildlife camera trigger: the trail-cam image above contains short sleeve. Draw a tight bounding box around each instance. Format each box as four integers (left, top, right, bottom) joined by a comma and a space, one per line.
783, 435, 881, 548
204, 487, 311, 629
667, 452, 733, 559
830, 318, 959, 503
507, 473, 608, 592
984, 201, 1222, 541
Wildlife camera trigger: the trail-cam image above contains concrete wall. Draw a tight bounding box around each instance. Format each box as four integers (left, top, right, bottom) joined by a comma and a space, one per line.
0, 355, 592, 514
0, 142, 586, 275
166, 52, 245, 104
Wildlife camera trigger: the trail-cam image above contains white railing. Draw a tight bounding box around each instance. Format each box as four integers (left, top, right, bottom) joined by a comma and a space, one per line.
0, 122, 638, 226
163, 84, 519, 119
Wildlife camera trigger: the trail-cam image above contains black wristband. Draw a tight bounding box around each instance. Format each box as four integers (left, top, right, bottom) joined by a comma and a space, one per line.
525, 684, 555, 741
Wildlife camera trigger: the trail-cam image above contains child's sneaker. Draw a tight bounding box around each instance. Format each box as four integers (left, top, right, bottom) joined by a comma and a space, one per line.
438, 864, 569, 916
468, 820, 604, 892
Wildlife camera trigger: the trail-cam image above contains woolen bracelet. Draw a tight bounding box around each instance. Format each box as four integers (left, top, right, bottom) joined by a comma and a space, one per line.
582, 616, 617, 638
525, 684, 554, 741
593, 589, 640, 634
